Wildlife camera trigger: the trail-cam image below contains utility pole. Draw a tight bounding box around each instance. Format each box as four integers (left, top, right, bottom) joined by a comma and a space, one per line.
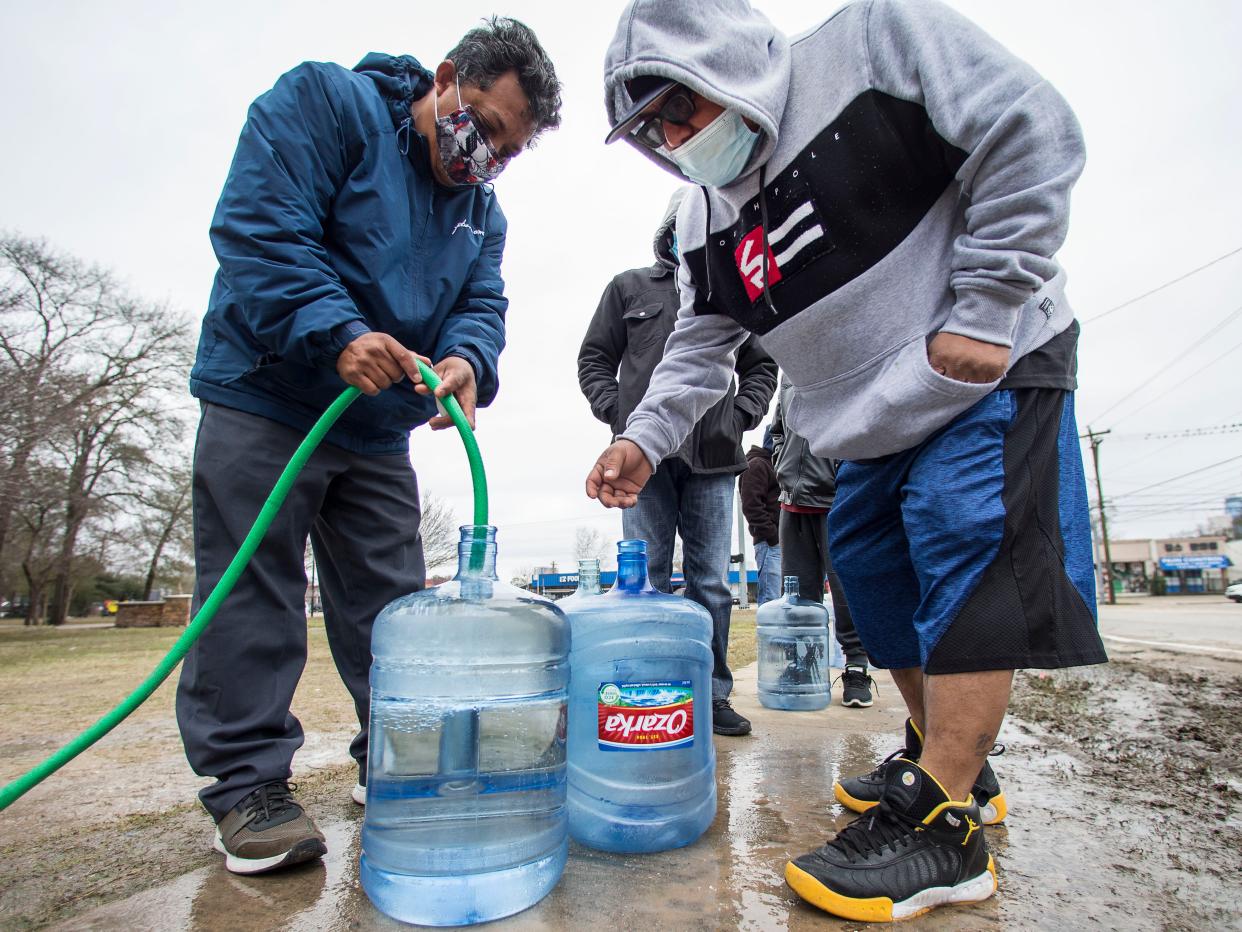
1081, 427, 1115, 605
735, 486, 750, 609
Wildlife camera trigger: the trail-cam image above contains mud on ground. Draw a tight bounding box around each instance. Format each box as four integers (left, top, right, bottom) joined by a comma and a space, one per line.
1005, 658, 1242, 931
0, 621, 1239, 929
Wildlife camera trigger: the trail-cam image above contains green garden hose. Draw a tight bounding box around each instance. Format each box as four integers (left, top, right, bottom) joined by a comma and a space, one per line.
0, 360, 487, 811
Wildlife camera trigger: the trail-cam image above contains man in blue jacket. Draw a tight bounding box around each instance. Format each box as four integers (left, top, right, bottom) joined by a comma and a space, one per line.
179, 17, 561, 875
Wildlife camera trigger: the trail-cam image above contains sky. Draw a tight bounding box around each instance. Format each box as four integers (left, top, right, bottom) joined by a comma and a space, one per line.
2, 0, 1240, 577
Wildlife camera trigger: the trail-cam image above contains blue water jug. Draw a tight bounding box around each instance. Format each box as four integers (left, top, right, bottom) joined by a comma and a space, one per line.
563, 539, 716, 853
756, 576, 832, 710
361, 526, 570, 926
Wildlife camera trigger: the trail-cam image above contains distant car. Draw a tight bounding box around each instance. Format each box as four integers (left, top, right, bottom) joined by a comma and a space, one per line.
1227, 582, 1242, 603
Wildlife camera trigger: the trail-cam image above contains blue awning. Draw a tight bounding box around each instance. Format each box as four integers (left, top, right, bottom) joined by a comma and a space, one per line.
1158, 554, 1232, 570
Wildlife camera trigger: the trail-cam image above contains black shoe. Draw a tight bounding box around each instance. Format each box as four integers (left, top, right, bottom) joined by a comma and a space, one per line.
838, 664, 876, 708
712, 697, 752, 736
834, 718, 923, 814
833, 719, 1009, 825
787, 759, 996, 922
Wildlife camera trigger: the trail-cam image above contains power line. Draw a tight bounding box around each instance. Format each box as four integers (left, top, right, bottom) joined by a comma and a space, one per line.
1109, 453, 1242, 501
1087, 304, 1242, 425
1107, 334, 1242, 429
1109, 422, 1242, 441
1081, 246, 1242, 325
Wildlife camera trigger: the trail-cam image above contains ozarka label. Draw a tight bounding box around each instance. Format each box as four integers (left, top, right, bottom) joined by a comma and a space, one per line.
597, 681, 694, 751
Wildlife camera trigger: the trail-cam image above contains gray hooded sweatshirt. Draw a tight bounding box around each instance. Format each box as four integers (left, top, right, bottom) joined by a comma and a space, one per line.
605, 0, 1085, 464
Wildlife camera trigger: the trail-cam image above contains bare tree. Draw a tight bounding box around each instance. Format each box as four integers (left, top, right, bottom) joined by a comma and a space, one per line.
137, 461, 193, 599
420, 492, 459, 571
0, 235, 193, 622
573, 526, 608, 564
13, 466, 62, 624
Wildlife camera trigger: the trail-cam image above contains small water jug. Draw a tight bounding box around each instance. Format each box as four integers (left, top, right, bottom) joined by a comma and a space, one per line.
360, 526, 570, 926
756, 576, 832, 710
558, 558, 604, 611
563, 539, 716, 853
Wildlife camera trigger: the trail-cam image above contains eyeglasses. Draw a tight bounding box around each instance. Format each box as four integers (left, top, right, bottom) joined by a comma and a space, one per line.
630, 89, 696, 150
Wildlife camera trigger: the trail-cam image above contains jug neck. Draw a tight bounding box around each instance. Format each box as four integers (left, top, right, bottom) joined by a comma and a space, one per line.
782, 575, 800, 599
454, 525, 499, 581
612, 539, 655, 593
576, 559, 602, 595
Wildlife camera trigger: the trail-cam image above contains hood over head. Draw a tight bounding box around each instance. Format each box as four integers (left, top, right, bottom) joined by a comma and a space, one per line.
653, 186, 691, 270
604, 0, 791, 183
353, 53, 435, 129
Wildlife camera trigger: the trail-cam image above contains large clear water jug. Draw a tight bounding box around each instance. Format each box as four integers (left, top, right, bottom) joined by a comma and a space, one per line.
756, 576, 833, 710
563, 539, 716, 853
360, 526, 570, 926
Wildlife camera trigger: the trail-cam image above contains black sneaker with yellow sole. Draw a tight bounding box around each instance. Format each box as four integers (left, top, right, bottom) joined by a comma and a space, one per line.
833, 718, 1009, 825
787, 759, 997, 923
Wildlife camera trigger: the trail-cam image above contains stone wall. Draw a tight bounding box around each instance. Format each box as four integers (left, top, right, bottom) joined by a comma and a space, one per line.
115, 594, 191, 628
161, 594, 191, 626
115, 601, 164, 628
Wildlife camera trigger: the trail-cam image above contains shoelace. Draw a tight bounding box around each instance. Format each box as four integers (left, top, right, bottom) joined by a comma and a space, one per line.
827, 799, 923, 863
863, 747, 907, 781
243, 782, 299, 827
833, 667, 879, 694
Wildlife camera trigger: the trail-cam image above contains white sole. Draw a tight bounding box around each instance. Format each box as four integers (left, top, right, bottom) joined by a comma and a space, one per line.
891, 865, 997, 920
213, 829, 324, 875
840, 698, 874, 708
351, 783, 366, 806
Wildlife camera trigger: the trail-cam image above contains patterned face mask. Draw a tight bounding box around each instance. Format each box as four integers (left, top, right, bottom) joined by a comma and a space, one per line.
434, 75, 507, 186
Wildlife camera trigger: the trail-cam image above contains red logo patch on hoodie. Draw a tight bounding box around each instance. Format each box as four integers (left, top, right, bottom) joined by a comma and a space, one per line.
734, 225, 782, 302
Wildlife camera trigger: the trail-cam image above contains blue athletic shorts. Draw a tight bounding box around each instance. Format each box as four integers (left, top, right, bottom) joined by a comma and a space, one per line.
828, 389, 1107, 673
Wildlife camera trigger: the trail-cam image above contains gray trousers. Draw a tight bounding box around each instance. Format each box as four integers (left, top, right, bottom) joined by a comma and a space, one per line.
177, 403, 424, 821
779, 509, 867, 666
622, 458, 736, 699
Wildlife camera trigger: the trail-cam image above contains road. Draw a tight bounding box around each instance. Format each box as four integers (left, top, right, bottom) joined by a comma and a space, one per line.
1098, 594, 1242, 663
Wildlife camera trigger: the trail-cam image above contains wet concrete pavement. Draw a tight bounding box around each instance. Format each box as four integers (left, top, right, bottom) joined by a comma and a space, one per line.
49, 656, 1241, 932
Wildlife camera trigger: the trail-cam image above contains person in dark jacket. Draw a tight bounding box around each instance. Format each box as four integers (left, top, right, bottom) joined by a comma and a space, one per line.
180, 18, 562, 876
740, 427, 781, 604
771, 379, 875, 708
578, 187, 778, 736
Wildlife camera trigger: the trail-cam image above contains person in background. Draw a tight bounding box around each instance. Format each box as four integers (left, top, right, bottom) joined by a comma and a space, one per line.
740, 425, 781, 605
578, 187, 778, 736
771, 379, 876, 707
181, 18, 562, 876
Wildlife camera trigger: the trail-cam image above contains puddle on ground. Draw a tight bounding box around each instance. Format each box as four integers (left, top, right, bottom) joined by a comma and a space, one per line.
33, 660, 1242, 932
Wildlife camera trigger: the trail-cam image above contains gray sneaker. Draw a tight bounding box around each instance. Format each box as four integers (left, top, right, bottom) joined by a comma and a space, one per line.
213, 782, 327, 875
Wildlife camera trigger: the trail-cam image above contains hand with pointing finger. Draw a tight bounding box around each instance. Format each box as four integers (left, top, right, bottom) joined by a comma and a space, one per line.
586, 439, 654, 508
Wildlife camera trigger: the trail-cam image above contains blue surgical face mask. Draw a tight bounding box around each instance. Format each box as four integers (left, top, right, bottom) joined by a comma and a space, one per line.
666, 109, 760, 187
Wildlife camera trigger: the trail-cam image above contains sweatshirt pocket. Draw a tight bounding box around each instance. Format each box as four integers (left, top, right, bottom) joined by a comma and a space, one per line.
787, 335, 999, 461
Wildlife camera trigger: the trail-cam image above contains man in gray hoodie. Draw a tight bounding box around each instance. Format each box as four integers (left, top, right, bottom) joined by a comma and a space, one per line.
585, 0, 1106, 922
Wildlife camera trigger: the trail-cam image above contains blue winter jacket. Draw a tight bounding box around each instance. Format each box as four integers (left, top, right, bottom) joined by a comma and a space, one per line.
190, 54, 507, 454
